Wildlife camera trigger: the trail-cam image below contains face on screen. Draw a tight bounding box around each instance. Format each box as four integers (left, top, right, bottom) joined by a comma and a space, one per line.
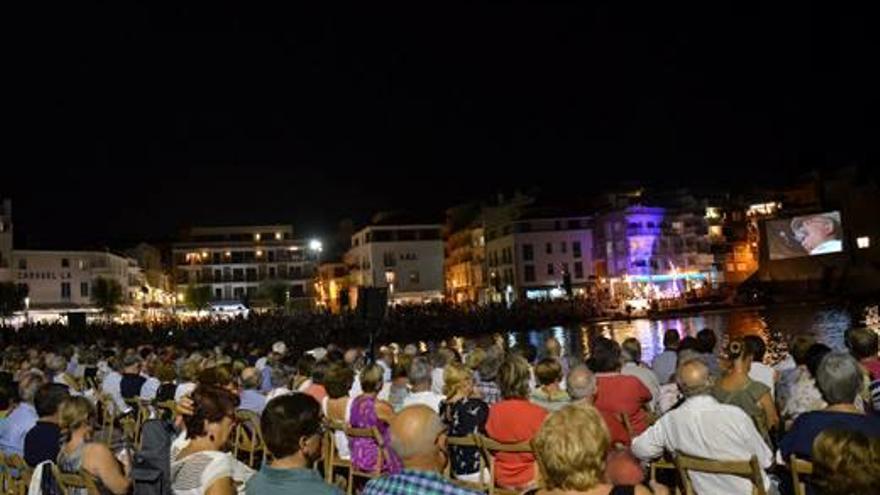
793, 216, 836, 252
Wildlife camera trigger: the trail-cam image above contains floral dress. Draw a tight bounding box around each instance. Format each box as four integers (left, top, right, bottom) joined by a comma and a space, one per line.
348, 394, 402, 475
439, 397, 489, 477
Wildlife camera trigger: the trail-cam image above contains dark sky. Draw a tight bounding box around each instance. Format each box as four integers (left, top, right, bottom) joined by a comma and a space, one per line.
8, 3, 877, 250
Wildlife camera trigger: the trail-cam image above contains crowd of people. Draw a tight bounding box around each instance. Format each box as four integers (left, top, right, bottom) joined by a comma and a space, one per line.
1, 317, 879, 495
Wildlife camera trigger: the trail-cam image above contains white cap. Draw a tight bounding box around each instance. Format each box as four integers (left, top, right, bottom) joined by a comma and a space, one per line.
306, 347, 328, 361
272, 341, 287, 355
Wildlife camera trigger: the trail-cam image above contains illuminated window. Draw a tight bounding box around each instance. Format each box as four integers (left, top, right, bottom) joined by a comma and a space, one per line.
857, 236, 870, 249
254, 233, 261, 241
275, 232, 283, 240
709, 225, 723, 237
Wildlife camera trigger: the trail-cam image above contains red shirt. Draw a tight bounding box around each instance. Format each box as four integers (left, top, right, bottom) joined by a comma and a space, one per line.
304, 383, 328, 403
485, 398, 548, 488
594, 373, 652, 445
861, 357, 880, 381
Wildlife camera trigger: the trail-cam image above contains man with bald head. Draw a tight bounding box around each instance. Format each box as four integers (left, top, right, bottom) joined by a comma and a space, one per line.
239, 367, 266, 415
362, 405, 482, 495
632, 359, 774, 495
566, 365, 597, 407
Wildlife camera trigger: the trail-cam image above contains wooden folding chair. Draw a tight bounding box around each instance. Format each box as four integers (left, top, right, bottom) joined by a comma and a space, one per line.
233, 410, 266, 469
344, 427, 385, 495
649, 458, 680, 495
51, 465, 101, 495
478, 435, 534, 495
443, 434, 491, 493
789, 455, 813, 495
323, 420, 351, 489
0, 452, 8, 495
674, 451, 766, 495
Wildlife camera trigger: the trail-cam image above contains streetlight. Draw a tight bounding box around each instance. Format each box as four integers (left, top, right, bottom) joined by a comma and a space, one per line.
309, 239, 323, 253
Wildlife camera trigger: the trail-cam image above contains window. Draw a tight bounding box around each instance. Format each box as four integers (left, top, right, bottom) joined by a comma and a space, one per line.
546, 242, 553, 254
18, 258, 26, 270
215, 288, 222, 299
857, 236, 871, 249
383, 252, 396, 267
573, 241, 582, 258
61, 258, 69, 268
560, 242, 567, 254
61, 282, 71, 299
409, 271, 420, 284
547, 263, 554, 275
554, 220, 561, 230
562, 262, 569, 274
524, 265, 536, 282
522, 244, 534, 261
574, 262, 584, 279
269, 267, 276, 278
80, 282, 89, 297
567, 219, 581, 229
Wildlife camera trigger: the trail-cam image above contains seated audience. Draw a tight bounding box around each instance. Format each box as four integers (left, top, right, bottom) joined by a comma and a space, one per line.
620, 338, 660, 411
530, 358, 570, 412
439, 361, 489, 483
245, 393, 341, 495
566, 365, 597, 408
24, 383, 70, 466
401, 357, 444, 413
57, 396, 131, 495
651, 329, 680, 385
349, 363, 402, 475
811, 429, 880, 495
322, 362, 355, 461
695, 328, 720, 375
171, 385, 240, 495
363, 405, 482, 495
239, 367, 267, 415
712, 339, 779, 442
431, 348, 455, 395
119, 354, 147, 400
780, 352, 880, 461
588, 337, 651, 445
486, 354, 548, 491
743, 335, 777, 398
528, 405, 664, 495
303, 360, 329, 403
846, 327, 880, 380
474, 346, 503, 405
384, 355, 411, 413
779, 339, 828, 425
632, 358, 773, 495
154, 363, 178, 403
0, 371, 43, 456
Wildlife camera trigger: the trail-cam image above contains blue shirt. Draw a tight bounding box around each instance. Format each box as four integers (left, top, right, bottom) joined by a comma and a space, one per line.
260, 366, 273, 394
0, 403, 38, 456
363, 469, 483, 495
245, 464, 341, 495
239, 389, 267, 415
780, 410, 880, 460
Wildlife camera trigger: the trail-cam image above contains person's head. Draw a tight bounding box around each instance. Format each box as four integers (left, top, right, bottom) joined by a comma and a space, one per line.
310, 360, 329, 385
34, 383, 71, 419
402, 344, 418, 357
724, 339, 753, 366
845, 328, 879, 361
677, 359, 713, 398
663, 329, 681, 350
788, 334, 817, 366
389, 405, 447, 471
59, 396, 95, 437
378, 346, 394, 365
533, 405, 610, 491
122, 354, 143, 374
46, 354, 67, 375
261, 393, 324, 465
812, 429, 880, 495
621, 338, 642, 364
183, 385, 240, 448
431, 348, 454, 369
695, 329, 717, 354
815, 352, 863, 406
792, 214, 840, 252
154, 363, 176, 384
566, 365, 597, 403
677, 336, 699, 353
534, 358, 563, 387
443, 361, 473, 397
586, 337, 622, 373
498, 354, 531, 399
407, 357, 432, 390
198, 365, 236, 392
805, 343, 832, 379
180, 361, 200, 383
512, 343, 538, 364
464, 347, 486, 371
324, 362, 355, 399
18, 371, 45, 404
359, 364, 384, 394
544, 336, 562, 359
240, 367, 261, 391
477, 346, 503, 382
295, 355, 316, 378
392, 355, 411, 384
742, 335, 766, 363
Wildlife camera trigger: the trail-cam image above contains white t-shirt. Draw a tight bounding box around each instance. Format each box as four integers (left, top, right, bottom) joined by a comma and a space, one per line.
431, 367, 445, 395
748, 362, 776, 399
171, 451, 234, 495
401, 390, 445, 413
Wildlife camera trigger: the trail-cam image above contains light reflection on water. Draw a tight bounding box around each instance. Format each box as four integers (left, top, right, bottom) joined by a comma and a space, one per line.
507, 305, 855, 365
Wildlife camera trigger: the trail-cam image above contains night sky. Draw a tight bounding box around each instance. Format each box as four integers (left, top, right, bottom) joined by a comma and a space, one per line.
7, 3, 876, 251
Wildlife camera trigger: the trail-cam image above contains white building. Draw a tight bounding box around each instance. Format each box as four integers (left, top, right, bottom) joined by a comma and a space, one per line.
345, 224, 444, 304
172, 225, 319, 305
12, 250, 140, 310
484, 215, 595, 302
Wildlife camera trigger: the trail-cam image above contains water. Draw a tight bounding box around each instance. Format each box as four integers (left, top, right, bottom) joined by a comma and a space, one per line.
507, 304, 861, 366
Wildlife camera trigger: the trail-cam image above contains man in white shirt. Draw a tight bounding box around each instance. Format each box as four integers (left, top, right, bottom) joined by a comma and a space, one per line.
651, 329, 680, 384
632, 358, 773, 495
621, 338, 661, 411
430, 348, 454, 395
401, 357, 444, 413
743, 335, 777, 399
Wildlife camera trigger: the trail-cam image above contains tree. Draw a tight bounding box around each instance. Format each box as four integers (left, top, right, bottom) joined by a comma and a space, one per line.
0, 282, 28, 319
260, 282, 289, 309
185, 284, 212, 312
91, 277, 124, 314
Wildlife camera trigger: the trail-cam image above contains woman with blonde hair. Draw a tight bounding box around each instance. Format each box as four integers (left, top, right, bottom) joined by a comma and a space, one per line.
57, 396, 131, 495
529, 405, 663, 495
439, 361, 489, 483
811, 429, 880, 495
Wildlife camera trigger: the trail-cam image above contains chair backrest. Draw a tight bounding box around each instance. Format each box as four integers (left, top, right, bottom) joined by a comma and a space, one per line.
233, 410, 266, 468
444, 434, 491, 492
674, 451, 766, 495
478, 435, 534, 495
51, 465, 101, 495
789, 455, 813, 495
3, 454, 32, 495
323, 420, 350, 483
345, 427, 384, 477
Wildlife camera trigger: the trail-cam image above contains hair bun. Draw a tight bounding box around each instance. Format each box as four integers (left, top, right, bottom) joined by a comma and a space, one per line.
727, 341, 744, 358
